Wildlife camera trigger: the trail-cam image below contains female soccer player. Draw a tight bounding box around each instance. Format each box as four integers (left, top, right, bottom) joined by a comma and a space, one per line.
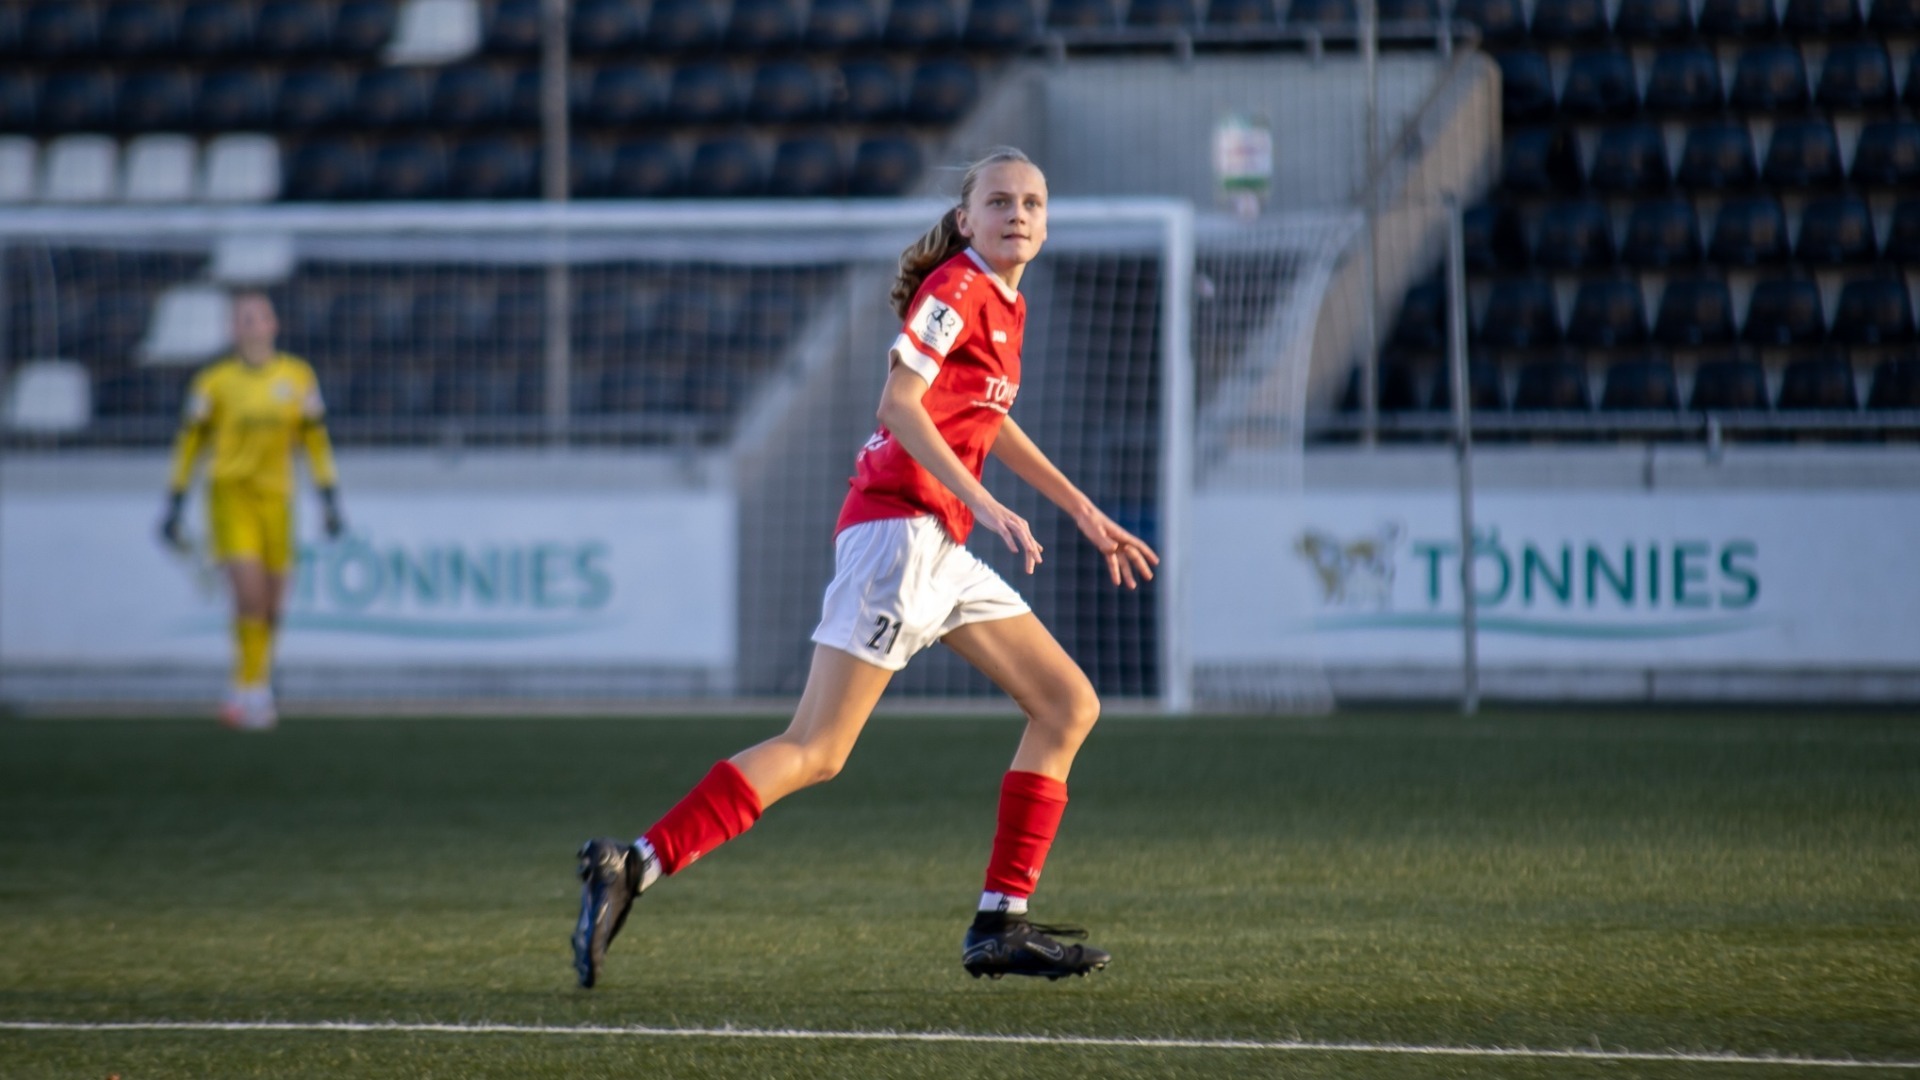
160, 290, 345, 731
573, 147, 1158, 987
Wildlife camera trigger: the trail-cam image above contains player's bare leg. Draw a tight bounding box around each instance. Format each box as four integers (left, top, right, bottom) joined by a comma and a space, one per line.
731, 645, 895, 805
943, 613, 1111, 979
222, 559, 277, 731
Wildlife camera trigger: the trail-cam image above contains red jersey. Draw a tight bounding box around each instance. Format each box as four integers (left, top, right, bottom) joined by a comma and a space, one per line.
836, 248, 1025, 544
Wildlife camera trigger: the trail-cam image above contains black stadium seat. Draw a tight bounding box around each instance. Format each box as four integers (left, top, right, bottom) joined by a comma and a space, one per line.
889, 0, 960, 46
40, 69, 117, 132
1533, 200, 1616, 270
1132, 0, 1203, 28
1480, 277, 1562, 348
1709, 195, 1788, 263
1622, 198, 1701, 267
667, 62, 741, 124
1495, 51, 1556, 124
196, 68, 275, 130
1731, 45, 1810, 112
1567, 278, 1649, 347
726, 0, 804, 51
1206, 0, 1280, 25
1288, 0, 1361, 29
1867, 356, 1920, 407
1615, 0, 1695, 38
584, 65, 663, 126
1463, 203, 1528, 270
1589, 124, 1670, 193
768, 135, 843, 197
256, 1, 334, 56
1816, 42, 1893, 109
432, 65, 512, 128
1048, 0, 1121, 30
1601, 356, 1680, 410
335, 1, 399, 56
1531, 0, 1611, 41
569, 139, 615, 197
748, 60, 826, 122
1644, 47, 1723, 114
1783, 0, 1862, 34
571, 0, 644, 54
1762, 118, 1841, 188
644, 0, 724, 52
369, 138, 450, 200
353, 66, 431, 128
1340, 360, 1425, 412
484, 0, 543, 53
1870, 0, 1920, 29
0, 71, 35, 131
102, 2, 179, 58
1744, 276, 1826, 345
606, 139, 684, 197
849, 134, 922, 196
1832, 277, 1915, 345
1777, 352, 1859, 409
1677, 122, 1758, 189
840, 59, 902, 121
284, 138, 370, 200
179, 0, 255, 57
1690, 353, 1770, 410
904, 58, 979, 124
1501, 126, 1583, 191
808, 0, 879, 48
1796, 195, 1877, 264
449, 138, 536, 199
1452, 0, 1528, 41
1654, 276, 1736, 346
1559, 50, 1639, 118
1699, 0, 1778, 36
1851, 121, 1920, 187
687, 136, 764, 197
1391, 279, 1447, 350
25, 2, 98, 59
1885, 200, 1920, 262
276, 67, 353, 130
120, 69, 200, 132
1429, 352, 1508, 411
1381, 0, 1443, 21
1513, 354, 1593, 411
966, 0, 1036, 43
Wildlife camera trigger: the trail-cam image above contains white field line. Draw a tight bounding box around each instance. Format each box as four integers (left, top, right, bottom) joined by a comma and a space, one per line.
2, 1020, 1917, 1070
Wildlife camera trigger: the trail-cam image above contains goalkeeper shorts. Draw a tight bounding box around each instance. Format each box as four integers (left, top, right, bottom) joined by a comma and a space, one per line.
208, 483, 295, 574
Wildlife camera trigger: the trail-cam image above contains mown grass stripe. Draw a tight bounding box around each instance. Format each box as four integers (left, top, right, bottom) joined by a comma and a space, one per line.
3, 1021, 1914, 1070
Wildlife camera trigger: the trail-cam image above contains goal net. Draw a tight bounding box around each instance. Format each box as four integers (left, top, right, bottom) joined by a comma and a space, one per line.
0, 201, 1353, 713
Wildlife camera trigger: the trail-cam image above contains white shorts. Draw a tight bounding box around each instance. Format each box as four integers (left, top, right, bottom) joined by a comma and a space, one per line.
811, 516, 1031, 672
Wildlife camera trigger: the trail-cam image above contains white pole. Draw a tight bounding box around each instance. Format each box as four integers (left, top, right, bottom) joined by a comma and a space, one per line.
1159, 204, 1197, 715
1359, 0, 1381, 447
1444, 197, 1480, 715
541, 0, 572, 446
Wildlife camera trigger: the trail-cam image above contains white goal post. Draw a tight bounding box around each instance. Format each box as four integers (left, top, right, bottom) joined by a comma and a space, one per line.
0, 200, 1354, 713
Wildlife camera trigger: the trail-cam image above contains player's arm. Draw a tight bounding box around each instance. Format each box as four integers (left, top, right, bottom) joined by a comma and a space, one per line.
992, 418, 1158, 589
298, 379, 346, 538
160, 379, 213, 549
874, 363, 1044, 574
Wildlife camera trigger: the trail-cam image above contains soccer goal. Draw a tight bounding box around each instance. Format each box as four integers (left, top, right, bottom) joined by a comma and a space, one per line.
0, 200, 1354, 713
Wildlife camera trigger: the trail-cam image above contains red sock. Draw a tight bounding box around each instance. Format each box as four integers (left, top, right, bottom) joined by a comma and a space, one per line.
642, 760, 764, 876
982, 770, 1069, 898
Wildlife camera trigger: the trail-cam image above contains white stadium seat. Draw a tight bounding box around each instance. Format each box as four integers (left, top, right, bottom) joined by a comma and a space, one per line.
42, 135, 119, 203
202, 133, 283, 203
122, 134, 199, 203
385, 0, 481, 65
140, 285, 233, 364
0, 137, 37, 203
3, 360, 92, 435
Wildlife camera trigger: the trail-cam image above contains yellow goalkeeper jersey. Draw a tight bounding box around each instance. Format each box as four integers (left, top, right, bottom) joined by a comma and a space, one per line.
168, 353, 338, 499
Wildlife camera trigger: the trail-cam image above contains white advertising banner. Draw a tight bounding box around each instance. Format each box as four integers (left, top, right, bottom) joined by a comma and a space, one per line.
1192, 491, 1920, 668
1, 490, 735, 667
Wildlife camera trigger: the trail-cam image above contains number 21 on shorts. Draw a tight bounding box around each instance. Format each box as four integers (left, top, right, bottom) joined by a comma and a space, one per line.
866, 615, 903, 655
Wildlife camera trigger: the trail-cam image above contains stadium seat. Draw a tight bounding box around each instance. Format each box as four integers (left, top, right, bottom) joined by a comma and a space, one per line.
643, 0, 723, 52
1479, 277, 1562, 348
431, 64, 512, 128
687, 136, 764, 198
1850, 121, 1920, 187
179, 0, 256, 57
1832, 277, 1915, 345
1048, 0, 1121, 30
1869, 0, 1920, 29
1676, 122, 1758, 190
1743, 276, 1826, 345
1763, 119, 1844, 188
1339, 360, 1425, 412
1500, 126, 1582, 192
1697, 0, 1778, 36
768, 135, 844, 197
1730, 45, 1810, 111
39, 69, 117, 133
449, 138, 535, 199
0, 5, 16, 61
1689, 352, 1769, 410
1513, 354, 1593, 411
889, 0, 960, 46
274, 67, 353, 130
1601, 355, 1680, 410
840, 59, 902, 121
1885, 200, 1920, 263
386, 0, 481, 63
1567, 278, 1649, 347
1654, 276, 1736, 346
1776, 352, 1858, 409
1204, 0, 1280, 25
1709, 195, 1788, 264
336, 1, 401, 55
101, 2, 179, 58
605, 139, 683, 197
1429, 352, 1507, 411
849, 134, 922, 196
1494, 52, 1555, 124
965, 0, 1036, 43
584, 65, 664, 126
1796, 195, 1876, 264
369, 138, 450, 199
905, 58, 979, 124
4, 360, 92, 435
667, 63, 742, 124
0, 137, 35, 203
203, 134, 283, 202
483, 0, 542, 52
1589, 124, 1670, 193
1559, 50, 1639, 118
1622, 198, 1701, 267
1132, 0, 1203, 28
1783, 0, 1861, 33
45, 136, 116, 204
414, 283, 498, 347
0, 71, 35, 133
748, 61, 826, 122
567, 138, 614, 197
1287, 0, 1361, 31
1380, 0, 1443, 22
1614, 0, 1695, 38
433, 365, 523, 417
24, 2, 99, 59
1815, 42, 1893, 109
1463, 203, 1528, 270
1451, 0, 1527, 41
1531, 0, 1610, 41
1867, 355, 1920, 407
571, 0, 643, 53
808, 0, 879, 47
255, 1, 335, 56
121, 135, 198, 203
118, 69, 198, 132
1390, 279, 1447, 351
282, 138, 370, 200
727, 0, 804, 50
1533, 200, 1616, 270
1643, 47, 1724, 114
353, 66, 432, 128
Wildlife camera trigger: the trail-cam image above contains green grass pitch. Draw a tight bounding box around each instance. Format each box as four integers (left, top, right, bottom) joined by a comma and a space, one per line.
2, 709, 1917, 1079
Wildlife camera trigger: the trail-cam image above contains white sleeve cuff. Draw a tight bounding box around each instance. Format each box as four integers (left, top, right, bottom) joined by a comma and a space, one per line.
890, 333, 941, 384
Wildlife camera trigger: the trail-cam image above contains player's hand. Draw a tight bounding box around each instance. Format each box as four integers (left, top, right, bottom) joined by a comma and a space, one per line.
319, 487, 345, 540
159, 492, 186, 551
1073, 506, 1159, 589
973, 496, 1043, 575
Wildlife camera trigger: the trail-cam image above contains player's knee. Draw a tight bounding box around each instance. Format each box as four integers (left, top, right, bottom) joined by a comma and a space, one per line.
798, 742, 851, 787
1038, 681, 1100, 744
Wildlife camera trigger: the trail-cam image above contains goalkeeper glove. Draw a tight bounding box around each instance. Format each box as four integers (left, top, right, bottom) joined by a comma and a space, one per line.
319, 487, 345, 539
159, 491, 186, 550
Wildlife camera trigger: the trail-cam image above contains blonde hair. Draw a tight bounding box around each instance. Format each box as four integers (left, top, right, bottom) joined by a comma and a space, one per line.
889, 147, 1037, 319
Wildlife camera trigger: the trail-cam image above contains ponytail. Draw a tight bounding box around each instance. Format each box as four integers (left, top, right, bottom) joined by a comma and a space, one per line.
890, 208, 967, 320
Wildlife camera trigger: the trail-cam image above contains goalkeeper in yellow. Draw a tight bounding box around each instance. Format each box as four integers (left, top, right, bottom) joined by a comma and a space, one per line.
160, 290, 345, 730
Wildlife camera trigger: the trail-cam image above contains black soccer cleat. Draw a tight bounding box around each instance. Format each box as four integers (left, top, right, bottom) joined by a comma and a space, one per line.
962, 914, 1111, 981
572, 837, 648, 989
